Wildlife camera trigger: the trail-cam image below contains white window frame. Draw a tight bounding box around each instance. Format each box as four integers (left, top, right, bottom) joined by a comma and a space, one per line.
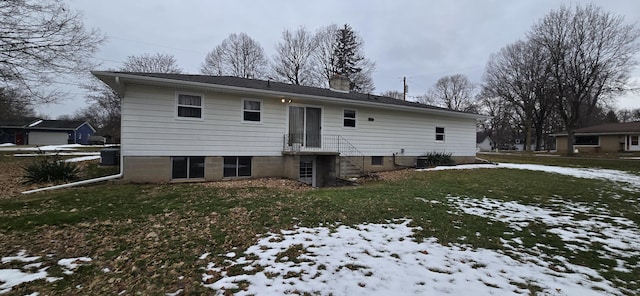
176, 92, 204, 120
435, 126, 445, 142
241, 98, 262, 123
343, 109, 357, 128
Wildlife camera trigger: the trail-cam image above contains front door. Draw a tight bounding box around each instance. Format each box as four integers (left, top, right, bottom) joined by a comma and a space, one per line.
630, 135, 640, 151
289, 106, 321, 148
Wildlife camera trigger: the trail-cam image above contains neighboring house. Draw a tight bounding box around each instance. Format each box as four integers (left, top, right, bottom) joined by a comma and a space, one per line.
93, 71, 485, 186
476, 132, 494, 151
553, 121, 640, 153
0, 119, 96, 145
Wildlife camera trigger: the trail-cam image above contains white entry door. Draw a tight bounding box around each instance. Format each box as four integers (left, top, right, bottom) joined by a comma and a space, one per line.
299, 156, 316, 187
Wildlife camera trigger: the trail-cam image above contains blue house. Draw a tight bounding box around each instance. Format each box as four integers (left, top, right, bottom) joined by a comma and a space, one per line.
0, 119, 96, 145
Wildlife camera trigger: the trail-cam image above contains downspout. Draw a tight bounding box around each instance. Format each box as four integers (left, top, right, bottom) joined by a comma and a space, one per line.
21, 153, 124, 195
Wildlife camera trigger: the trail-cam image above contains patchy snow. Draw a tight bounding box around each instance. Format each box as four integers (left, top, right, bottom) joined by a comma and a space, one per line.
0, 143, 16, 147
422, 163, 640, 191
14, 152, 100, 157
448, 196, 640, 272
202, 220, 623, 295
57, 257, 92, 275
0, 251, 92, 294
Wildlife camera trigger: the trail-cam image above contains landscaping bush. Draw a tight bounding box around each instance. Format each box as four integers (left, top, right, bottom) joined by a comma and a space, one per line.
23, 155, 80, 184
419, 151, 455, 167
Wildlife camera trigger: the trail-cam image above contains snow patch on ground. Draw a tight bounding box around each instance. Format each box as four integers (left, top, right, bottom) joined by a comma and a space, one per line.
423, 163, 640, 191
0, 251, 92, 294
201, 220, 621, 295
448, 196, 640, 274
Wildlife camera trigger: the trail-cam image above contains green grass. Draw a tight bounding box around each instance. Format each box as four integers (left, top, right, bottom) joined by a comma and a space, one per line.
0, 156, 639, 294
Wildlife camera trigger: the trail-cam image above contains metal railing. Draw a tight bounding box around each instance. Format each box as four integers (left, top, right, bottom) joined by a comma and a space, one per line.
282, 133, 366, 176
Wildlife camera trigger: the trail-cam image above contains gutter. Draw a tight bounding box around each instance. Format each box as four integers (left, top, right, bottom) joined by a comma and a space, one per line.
21, 152, 124, 195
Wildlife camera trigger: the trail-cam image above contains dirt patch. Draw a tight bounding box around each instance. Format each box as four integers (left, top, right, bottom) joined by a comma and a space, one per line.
199, 177, 312, 191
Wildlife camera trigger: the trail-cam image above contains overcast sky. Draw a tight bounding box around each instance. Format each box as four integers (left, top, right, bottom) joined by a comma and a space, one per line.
42, 0, 640, 118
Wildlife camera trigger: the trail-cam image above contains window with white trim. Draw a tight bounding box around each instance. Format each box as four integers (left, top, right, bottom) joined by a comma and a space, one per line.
242, 99, 261, 122
172, 156, 205, 179
343, 109, 356, 127
177, 93, 203, 118
435, 127, 445, 142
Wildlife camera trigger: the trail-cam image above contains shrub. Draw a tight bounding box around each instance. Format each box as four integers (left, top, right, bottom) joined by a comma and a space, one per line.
419, 152, 455, 167
23, 155, 80, 184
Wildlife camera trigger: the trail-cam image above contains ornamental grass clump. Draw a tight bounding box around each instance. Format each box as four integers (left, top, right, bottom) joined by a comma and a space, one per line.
420, 152, 455, 167
23, 155, 80, 184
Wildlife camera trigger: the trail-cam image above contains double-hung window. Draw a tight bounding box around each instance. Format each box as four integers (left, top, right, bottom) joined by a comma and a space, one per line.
343, 109, 356, 127
177, 93, 203, 119
242, 99, 262, 122
223, 156, 252, 177
435, 127, 445, 142
172, 156, 205, 179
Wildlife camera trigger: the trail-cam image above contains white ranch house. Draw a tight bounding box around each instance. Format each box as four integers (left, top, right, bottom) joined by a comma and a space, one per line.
93, 72, 484, 186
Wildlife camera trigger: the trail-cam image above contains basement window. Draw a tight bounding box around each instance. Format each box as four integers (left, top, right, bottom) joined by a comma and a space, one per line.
574, 135, 599, 146
224, 156, 252, 177
371, 156, 383, 166
172, 156, 205, 179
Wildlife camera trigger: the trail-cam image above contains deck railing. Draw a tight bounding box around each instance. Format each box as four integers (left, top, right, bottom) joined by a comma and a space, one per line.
282, 134, 365, 176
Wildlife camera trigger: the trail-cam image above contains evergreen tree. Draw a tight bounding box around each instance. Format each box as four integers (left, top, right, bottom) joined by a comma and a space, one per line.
331, 24, 375, 92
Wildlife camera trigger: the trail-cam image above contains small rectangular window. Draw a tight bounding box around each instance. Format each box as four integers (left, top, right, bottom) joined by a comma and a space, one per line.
371, 156, 383, 166
172, 156, 205, 179
435, 127, 445, 142
177, 93, 203, 118
632, 135, 639, 146
223, 156, 252, 177
574, 135, 599, 146
243, 99, 261, 122
343, 109, 356, 127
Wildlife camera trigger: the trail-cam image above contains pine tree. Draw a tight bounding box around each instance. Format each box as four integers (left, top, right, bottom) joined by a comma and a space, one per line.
331, 24, 374, 92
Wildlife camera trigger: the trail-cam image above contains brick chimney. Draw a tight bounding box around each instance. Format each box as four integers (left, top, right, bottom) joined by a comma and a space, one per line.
329, 74, 350, 93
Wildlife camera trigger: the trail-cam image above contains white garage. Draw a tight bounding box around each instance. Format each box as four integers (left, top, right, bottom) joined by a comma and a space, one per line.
28, 131, 68, 145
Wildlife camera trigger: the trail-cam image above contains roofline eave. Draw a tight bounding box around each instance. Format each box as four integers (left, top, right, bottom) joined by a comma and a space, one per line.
91, 71, 487, 120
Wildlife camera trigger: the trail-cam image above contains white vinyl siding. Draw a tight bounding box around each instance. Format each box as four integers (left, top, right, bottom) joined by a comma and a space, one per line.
120, 85, 478, 158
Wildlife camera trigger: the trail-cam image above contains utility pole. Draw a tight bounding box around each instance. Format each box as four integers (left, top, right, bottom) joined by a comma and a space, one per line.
403, 76, 407, 101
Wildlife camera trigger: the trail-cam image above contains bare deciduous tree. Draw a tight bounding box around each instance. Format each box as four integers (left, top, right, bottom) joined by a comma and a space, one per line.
272, 27, 317, 85
380, 90, 404, 100
483, 40, 555, 151
529, 4, 640, 155
201, 33, 268, 79
0, 0, 105, 103
426, 74, 477, 112
122, 53, 183, 73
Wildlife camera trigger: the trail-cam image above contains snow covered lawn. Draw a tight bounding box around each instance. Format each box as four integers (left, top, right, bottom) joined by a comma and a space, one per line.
0, 162, 638, 295
199, 163, 639, 295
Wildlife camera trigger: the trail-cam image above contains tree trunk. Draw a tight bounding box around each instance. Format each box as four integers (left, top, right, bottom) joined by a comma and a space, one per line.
566, 129, 576, 156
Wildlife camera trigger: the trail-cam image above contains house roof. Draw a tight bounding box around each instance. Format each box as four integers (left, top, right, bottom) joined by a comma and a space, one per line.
476, 131, 492, 143
0, 119, 95, 132
554, 121, 640, 136
92, 71, 486, 120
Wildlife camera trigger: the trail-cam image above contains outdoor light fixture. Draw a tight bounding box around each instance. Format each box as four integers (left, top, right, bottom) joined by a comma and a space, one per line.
281, 98, 293, 103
